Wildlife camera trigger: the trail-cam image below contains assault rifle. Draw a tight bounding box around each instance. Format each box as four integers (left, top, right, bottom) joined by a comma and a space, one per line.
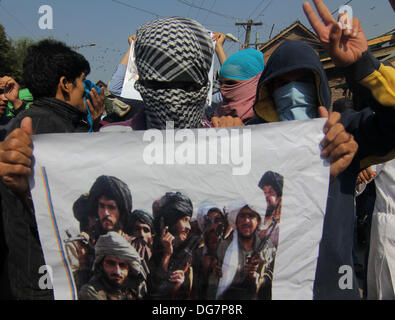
222, 217, 279, 299
64, 230, 89, 246
249, 217, 279, 263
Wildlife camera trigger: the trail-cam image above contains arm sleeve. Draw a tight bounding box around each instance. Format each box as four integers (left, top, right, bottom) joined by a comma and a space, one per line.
340, 51, 395, 169
108, 64, 127, 97
342, 50, 395, 108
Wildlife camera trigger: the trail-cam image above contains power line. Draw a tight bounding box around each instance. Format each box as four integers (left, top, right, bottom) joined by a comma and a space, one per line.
0, 2, 37, 40
248, 0, 267, 19
331, 0, 353, 15
111, 0, 161, 18
177, 0, 246, 21
196, 0, 206, 20
202, 0, 217, 24
255, 0, 275, 20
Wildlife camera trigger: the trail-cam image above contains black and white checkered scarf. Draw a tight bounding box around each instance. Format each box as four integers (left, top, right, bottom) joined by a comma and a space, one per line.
134, 17, 214, 129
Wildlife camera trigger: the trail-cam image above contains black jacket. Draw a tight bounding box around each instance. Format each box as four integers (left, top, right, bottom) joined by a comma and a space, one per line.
0, 98, 90, 299
252, 40, 395, 299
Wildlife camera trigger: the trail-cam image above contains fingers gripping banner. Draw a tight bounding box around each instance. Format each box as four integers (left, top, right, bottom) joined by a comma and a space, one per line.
30, 119, 329, 300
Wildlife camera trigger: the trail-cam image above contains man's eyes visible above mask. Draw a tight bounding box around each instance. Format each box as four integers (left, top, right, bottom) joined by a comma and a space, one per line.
272, 73, 315, 91
141, 80, 203, 91
220, 80, 239, 86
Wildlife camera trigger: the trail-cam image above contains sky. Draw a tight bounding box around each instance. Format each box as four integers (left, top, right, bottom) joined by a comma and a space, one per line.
0, 0, 394, 83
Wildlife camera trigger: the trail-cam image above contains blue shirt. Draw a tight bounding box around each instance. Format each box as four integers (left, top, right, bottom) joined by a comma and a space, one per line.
108, 64, 127, 96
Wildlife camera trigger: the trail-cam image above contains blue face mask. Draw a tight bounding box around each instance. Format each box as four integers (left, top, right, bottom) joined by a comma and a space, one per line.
83, 80, 102, 132
273, 81, 318, 121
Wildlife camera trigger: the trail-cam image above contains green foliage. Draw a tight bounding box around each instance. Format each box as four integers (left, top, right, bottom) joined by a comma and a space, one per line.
11, 37, 36, 83
0, 24, 37, 84
0, 24, 18, 79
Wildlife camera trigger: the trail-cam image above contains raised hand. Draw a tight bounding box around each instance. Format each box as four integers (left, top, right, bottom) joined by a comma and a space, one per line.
0, 76, 22, 108
212, 31, 227, 65
128, 34, 136, 46
212, 116, 244, 128
303, 0, 368, 67
0, 117, 34, 195
319, 107, 358, 181
86, 87, 105, 122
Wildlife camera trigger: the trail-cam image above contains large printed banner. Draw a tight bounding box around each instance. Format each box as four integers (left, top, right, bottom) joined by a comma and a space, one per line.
30, 119, 329, 300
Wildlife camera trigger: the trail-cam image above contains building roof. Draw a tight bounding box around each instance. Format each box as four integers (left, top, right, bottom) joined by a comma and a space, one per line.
259, 20, 321, 53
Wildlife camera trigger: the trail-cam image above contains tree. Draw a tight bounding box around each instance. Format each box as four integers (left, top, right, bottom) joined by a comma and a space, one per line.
11, 37, 36, 84
0, 24, 18, 79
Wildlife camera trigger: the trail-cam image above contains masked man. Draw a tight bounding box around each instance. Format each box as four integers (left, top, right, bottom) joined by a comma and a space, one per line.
247, 0, 395, 299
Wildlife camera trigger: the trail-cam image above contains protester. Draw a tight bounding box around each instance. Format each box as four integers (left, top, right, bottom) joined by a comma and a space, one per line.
0, 39, 106, 299
79, 232, 147, 300
108, 34, 137, 97
105, 34, 144, 122
103, 17, 214, 130
0, 76, 31, 140
0, 2, 390, 300
212, 32, 227, 67
215, 48, 265, 123
204, 32, 227, 119
244, 0, 395, 299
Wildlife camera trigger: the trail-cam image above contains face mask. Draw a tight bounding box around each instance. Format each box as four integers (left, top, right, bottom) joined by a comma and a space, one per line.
83, 80, 102, 132
273, 81, 318, 121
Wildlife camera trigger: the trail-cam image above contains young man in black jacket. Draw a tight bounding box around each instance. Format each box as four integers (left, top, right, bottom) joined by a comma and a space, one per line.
0, 39, 104, 299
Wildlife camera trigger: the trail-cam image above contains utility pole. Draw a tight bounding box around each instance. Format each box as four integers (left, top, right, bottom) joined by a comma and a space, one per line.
235, 19, 262, 48
255, 33, 266, 50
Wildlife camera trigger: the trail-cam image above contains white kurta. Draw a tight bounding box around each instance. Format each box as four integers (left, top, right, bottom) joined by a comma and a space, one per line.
367, 160, 395, 300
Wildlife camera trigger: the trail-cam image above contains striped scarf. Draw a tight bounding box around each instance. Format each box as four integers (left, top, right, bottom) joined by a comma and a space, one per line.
134, 17, 214, 129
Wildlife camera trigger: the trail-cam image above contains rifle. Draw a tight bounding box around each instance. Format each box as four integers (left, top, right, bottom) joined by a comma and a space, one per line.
223, 218, 279, 299
250, 217, 279, 262
64, 230, 89, 246
242, 217, 279, 295
155, 216, 213, 297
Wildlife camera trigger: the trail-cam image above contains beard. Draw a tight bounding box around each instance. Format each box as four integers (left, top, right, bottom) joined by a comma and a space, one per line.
238, 228, 256, 240
105, 274, 127, 289
100, 219, 123, 233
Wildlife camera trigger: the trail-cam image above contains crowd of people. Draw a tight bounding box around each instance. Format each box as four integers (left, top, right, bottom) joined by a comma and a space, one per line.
0, 0, 394, 300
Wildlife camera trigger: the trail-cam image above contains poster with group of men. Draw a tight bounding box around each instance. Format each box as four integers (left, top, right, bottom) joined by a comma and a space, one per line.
30, 119, 329, 300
